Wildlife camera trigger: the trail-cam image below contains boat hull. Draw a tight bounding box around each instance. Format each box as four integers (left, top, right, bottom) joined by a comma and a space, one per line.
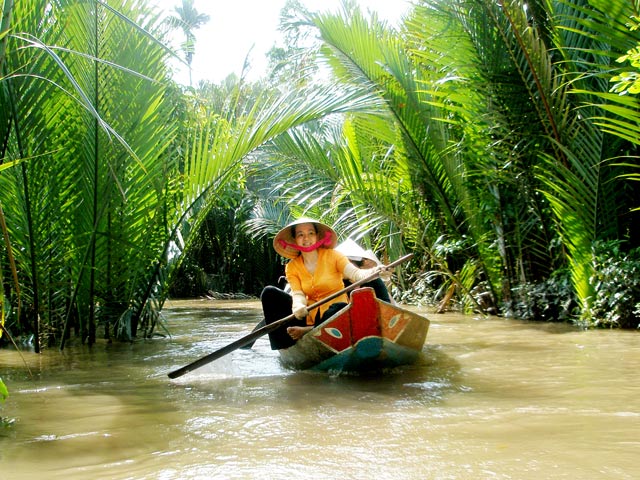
278, 287, 430, 373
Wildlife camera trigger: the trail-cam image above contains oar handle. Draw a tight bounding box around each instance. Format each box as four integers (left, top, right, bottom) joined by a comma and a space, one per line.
167, 253, 413, 379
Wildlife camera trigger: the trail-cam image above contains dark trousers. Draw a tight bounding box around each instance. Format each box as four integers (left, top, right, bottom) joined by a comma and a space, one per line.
260, 286, 347, 350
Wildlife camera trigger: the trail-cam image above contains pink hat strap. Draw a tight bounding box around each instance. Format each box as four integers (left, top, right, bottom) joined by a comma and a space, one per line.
278, 230, 333, 253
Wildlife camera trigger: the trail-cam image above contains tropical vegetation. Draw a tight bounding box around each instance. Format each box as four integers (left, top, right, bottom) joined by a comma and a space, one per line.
242, 0, 640, 328
0, 0, 638, 362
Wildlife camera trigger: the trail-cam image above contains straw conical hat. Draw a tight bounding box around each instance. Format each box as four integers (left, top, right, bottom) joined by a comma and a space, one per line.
273, 217, 338, 259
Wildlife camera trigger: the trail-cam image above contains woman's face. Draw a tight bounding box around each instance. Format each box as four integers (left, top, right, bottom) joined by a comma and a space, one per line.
294, 223, 317, 248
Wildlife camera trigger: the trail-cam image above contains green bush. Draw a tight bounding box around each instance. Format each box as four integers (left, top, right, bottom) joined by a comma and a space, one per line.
585, 241, 640, 329
508, 269, 579, 323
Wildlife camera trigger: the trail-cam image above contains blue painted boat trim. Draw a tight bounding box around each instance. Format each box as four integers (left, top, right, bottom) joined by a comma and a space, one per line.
310, 336, 420, 373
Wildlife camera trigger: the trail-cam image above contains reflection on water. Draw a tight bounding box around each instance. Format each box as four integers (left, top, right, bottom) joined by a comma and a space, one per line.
1, 299, 639, 479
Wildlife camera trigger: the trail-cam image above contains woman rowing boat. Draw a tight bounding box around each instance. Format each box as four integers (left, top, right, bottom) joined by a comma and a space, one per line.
260, 218, 386, 350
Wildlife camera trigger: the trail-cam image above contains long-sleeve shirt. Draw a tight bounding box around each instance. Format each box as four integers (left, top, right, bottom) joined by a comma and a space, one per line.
285, 248, 350, 324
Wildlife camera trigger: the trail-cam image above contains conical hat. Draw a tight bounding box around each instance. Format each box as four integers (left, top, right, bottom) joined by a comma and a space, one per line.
335, 238, 381, 265
273, 217, 338, 259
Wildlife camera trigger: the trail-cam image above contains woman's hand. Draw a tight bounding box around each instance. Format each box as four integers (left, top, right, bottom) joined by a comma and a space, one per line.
292, 304, 309, 319
291, 291, 308, 319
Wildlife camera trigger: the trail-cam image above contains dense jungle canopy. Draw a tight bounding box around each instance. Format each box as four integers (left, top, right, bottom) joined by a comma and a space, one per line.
1, 0, 639, 355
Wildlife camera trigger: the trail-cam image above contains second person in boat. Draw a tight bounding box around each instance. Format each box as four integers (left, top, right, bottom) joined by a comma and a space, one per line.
261, 217, 386, 350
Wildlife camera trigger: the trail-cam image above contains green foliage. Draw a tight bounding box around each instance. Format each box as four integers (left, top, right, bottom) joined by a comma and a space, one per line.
3, 0, 640, 345
584, 241, 640, 329
1, 0, 181, 347
1, 0, 388, 348
245, 0, 638, 329
610, 16, 640, 95
0, 377, 14, 430
507, 241, 640, 329
509, 269, 579, 323
605, 15, 640, 209
170, 184, 281, 297
0, 377, 7, 403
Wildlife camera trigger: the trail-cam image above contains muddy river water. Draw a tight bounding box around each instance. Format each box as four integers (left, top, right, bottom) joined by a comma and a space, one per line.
0, 299, 638, 479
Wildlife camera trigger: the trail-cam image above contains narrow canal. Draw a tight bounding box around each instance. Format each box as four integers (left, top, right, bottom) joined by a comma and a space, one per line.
1, 299, 638, 479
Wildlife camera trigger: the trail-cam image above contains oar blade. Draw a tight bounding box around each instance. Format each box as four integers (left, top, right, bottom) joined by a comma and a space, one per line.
167, 316, 289, 379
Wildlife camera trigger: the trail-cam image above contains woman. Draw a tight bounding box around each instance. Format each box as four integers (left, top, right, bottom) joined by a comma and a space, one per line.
335, 238, 395, 304
260, 218, 382, 350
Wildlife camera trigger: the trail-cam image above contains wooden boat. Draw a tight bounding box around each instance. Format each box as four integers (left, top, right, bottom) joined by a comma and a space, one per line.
278, 287, 430, 373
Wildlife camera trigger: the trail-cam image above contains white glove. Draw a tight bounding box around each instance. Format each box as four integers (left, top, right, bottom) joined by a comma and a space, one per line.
291, 291, 308, 319
293, 305, 308, 319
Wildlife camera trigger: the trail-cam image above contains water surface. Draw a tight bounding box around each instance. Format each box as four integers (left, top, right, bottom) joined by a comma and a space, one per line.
1, 299, 638, 479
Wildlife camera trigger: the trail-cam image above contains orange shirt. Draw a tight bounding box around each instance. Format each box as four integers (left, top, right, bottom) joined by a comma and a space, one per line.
285, 248, 350, 325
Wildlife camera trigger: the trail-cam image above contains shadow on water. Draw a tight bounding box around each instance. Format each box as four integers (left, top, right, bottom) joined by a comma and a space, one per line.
295, 343, 463, 398
166, 343, 465, 413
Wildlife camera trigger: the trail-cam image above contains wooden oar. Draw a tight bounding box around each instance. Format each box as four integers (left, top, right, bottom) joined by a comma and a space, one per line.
239, 319, 266, 350
167, 253, 413, 379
